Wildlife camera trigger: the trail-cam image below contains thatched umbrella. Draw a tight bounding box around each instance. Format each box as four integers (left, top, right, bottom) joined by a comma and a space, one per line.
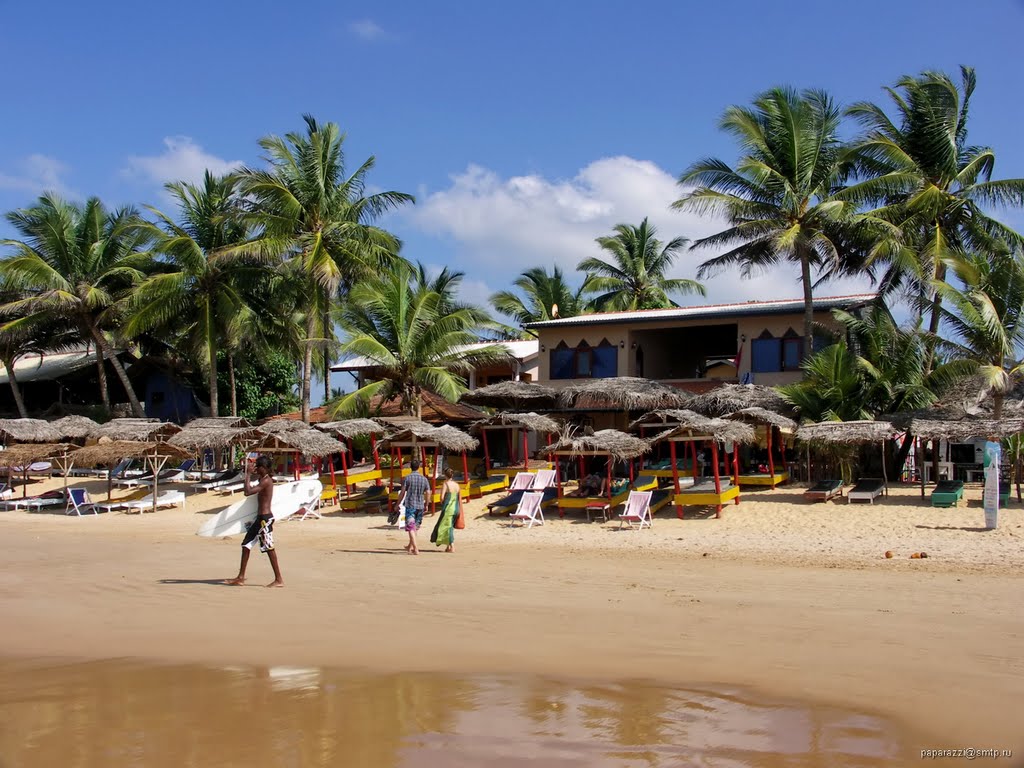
315, 419, 391, 493
94, 418, 181, 442
68, 439, 192, 508
470, 412, 561, 475
169, 425, 262, 479
648, 419, 756, 518
544, 428, 650, 515
0, 442, 78, 497
0, 418, 61, 444
379, 423, 479, 514
797, 420, 896, 492
183, 416, 254, 429
687, 383, 794, 418
250, 426, 347, 480
725, 407, 799, 487
557, 377, 689, 412
50, 415, 101, 442
460, 381, 559, 410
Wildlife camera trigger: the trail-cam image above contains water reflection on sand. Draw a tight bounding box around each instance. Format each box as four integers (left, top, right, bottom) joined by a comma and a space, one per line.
0, 658, 915, 767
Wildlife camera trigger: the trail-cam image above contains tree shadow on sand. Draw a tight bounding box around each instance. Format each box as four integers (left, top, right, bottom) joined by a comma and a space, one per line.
914, 524, 993, 533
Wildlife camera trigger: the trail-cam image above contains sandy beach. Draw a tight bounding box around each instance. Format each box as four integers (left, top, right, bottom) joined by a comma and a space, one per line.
1, 474, 1023, 764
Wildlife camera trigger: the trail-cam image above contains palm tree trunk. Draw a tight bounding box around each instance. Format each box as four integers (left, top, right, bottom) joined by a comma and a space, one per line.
924, 262, 948, 373
993, 391, 1004, 421
2, 356, 28, 417
800, 252, 815, 355
228, 353, 238, 417
323, 309, 331, 405
207, 300, 219, 417
93, 341, 111, 413
892, 431, 915, 480
90, 326, 144, 417
301, 313, 316, 423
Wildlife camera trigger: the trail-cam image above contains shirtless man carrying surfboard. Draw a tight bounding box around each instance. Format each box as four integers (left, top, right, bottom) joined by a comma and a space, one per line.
225, 455, 284, 588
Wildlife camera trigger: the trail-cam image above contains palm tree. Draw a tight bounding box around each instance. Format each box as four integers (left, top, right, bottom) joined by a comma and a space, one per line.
577, 218, 704, 311
490, 266, 594, 335
675, 87, 862, 349
844, 67, 1024, 352
234, 114, 414, 423
933, 249, 1024, 419
331, 263, 508, 419
126, 172, 253, 416
0, 195, 148, 415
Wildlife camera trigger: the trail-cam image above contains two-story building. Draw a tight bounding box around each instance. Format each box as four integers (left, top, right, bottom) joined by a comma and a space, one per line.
525, 294, 877, 391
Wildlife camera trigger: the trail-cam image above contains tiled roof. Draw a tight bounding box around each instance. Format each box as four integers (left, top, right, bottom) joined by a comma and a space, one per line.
525, 294, 877, 329
270, 390, 486, 425
331, 339, 538, 372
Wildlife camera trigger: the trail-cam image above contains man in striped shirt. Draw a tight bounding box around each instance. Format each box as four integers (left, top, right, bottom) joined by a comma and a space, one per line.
397, 459, 431, 555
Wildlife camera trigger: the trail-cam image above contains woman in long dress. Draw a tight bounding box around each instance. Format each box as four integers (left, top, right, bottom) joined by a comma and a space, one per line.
431, 466, 462, 553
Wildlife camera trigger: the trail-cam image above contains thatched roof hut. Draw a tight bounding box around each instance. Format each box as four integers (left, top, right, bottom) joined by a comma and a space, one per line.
469, 412, 561, 435
649, 418, 756, 446
630, 409, 716, 430
460, 381, 559, 409
94, 418, 181, 442
183, 416, 253, 429
0, 442, 77, 467
725, 407, 798, 433
796, 420, 896, 445
0, 418, 61, 444
169, 426, 262, 452
899, 417, 1024, 442
687, 384, 794, 418
381, 423, 478, 453
50, 415, 101, 440
250, 427, 346, 458
69, 440, 192, 466
545, 429, 651, 460
315, 419, 390, 439
557, 377, 689, 411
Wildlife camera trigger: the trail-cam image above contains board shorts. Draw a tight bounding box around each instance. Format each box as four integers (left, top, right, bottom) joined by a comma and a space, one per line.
404, 507, 424, 532
242, 515, 274, 552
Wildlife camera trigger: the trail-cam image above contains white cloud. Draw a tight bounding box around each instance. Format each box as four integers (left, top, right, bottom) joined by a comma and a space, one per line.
350, 19, 386, 40
406, 156, 875, 306
123, 137, 243, 187
0, 154, 74, 197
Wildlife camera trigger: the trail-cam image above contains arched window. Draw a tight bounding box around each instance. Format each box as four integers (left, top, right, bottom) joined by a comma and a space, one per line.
591, 338, 618, 378
550, 341, 574, 380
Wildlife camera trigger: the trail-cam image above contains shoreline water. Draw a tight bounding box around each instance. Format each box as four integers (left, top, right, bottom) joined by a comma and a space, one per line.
1, 475, 1023, 764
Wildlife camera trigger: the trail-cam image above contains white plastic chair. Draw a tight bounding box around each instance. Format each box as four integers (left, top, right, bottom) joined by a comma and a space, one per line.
509, 491, 545, 528
618, 490, 653, 530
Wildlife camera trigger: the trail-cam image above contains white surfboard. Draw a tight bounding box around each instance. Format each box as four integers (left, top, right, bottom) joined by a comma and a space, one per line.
196, 479, 323, 538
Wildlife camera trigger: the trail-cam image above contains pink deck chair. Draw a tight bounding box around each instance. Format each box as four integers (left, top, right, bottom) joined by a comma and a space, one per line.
531, 469, 556, 488
509, 490, 545, 528
618, 490, 653, 530
508, 472, 536, 491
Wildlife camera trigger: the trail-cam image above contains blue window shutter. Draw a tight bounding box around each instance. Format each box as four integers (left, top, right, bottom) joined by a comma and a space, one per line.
591, 345, 618, 378
550, 347, 574, 380
751, 339, 781, 373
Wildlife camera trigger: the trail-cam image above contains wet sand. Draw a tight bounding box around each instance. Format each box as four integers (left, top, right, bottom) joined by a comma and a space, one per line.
1, 476, 1023, 765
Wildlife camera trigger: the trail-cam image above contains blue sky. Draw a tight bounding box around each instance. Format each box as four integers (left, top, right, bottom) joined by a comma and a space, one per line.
3, 0, 1024, 398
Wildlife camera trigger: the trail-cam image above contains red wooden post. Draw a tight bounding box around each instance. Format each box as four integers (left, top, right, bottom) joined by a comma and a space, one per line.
691, 440, 698, 479
712, 441, 722, 518
293, 451, 300, 481
522, 430, 529, 470
671, 440, 682, 519
339, 443, 349, 493
606, 456, 612, 504
461, 452, 470, 498
732, 444, 740, 487
629, 458, 634, 484
327, 454, 338, 494
766, 425, 776, 488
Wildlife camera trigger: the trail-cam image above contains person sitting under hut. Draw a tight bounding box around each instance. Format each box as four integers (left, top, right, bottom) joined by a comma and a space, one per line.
572, 470, 606, 497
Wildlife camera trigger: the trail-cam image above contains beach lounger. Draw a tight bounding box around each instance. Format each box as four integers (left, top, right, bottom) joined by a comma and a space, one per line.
113, 469, 156, 489
804, 479, 843, 503
121, 490, 186, 512
0, 482, 11, 500
65, 487, 97, 516
618, 490, 653, 530
3, 489, 66, 511
931, 480, 965, 508
193, 470, 242, 491
509, 491, 545, 528
138, 459, 196, 486
90, 488, 151, 513
847, 478, 886, 504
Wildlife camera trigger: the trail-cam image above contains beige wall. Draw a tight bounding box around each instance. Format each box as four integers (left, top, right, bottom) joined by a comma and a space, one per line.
535, 312, 839, 386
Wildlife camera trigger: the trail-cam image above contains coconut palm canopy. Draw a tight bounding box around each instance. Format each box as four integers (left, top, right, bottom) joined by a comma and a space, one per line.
796, 420, 896, 445
0, 418, 61, 443
250, 427, 346, 457
69, 440, 192, 467
169, 426, 262, 452
315, 419, 390, 439
557, 377, 689, 411
724, 407, 799, 432
687, 384, 794, 418
50, 415, 101, 440
381, 423, 478, 453
470, 412, 561, 435
0, 442, 77, 466
459, 380, 560, 410
545, 429, 651, 460
94, 419, 181, 442
649, 419, 756, 446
